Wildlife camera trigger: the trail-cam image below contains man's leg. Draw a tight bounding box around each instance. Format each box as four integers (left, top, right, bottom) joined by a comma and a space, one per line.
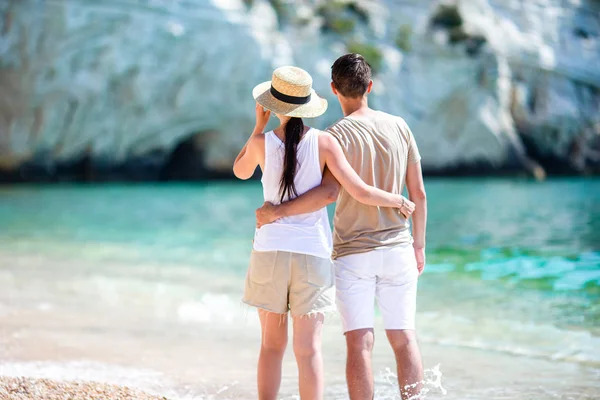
376, 245, 422, 399
257, 309, 288, 400
386, 329, 423, 399
345, 328, 375, 400
335, 252, 377, 400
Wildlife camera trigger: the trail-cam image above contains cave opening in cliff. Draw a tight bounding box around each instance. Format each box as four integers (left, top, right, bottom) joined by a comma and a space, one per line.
160, 132, 233, 181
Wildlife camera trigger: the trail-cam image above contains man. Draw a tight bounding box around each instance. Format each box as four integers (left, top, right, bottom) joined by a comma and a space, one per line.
256, 53, 427, 400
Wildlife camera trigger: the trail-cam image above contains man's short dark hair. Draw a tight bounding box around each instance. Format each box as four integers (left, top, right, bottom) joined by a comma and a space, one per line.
331, 53, 372, 98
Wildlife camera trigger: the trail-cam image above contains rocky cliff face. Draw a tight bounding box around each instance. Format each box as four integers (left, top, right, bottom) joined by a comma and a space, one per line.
0, 0, 598, 181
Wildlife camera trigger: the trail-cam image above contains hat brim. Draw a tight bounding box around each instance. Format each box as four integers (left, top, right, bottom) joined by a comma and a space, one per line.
252, 81, 328, 118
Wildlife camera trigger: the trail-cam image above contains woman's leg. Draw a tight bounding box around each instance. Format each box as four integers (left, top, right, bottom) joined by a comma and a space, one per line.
292, 313, 325, 400
258, 309, 289, 400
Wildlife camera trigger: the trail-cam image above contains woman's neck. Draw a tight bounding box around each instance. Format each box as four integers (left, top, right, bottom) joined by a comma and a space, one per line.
273, 124, 310, 140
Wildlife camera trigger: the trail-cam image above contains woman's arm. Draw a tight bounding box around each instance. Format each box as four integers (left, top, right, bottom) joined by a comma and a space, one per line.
232, 104, 270, 180
320, 133, 413, 213
233, 134, 262, 180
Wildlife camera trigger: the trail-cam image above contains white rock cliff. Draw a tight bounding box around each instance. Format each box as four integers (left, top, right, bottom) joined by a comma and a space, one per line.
0, 0, 598, 179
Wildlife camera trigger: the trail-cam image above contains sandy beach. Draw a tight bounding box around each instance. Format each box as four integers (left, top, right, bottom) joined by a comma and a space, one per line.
0, 377, 168, 400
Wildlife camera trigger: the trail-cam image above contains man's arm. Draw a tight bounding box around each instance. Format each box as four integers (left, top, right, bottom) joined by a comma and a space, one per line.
256, 168, 339, 227
406, 160, 427, 275
256, 133, 417, 226
319, 133, 414, 211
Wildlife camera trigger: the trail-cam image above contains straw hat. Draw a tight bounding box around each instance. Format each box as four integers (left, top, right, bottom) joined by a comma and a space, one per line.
252, 66, 328, 118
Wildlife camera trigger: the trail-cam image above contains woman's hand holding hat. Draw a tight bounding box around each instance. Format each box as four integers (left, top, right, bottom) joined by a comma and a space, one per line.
254, 103, 271, 134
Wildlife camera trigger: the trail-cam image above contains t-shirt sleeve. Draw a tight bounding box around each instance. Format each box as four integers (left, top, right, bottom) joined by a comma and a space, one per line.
403, 120, 421, 164
326, 123, 346, 150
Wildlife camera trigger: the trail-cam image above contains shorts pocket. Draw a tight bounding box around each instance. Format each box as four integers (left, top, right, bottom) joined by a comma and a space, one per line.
385, 245, 419, 283
249, 251, 276, 285
306, 256, 334, 287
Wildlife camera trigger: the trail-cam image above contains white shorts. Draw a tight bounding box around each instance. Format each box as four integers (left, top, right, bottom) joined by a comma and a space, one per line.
334, 244, 419, 333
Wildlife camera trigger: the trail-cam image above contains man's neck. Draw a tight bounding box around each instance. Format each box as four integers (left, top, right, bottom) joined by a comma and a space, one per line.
339, 95, 370, 117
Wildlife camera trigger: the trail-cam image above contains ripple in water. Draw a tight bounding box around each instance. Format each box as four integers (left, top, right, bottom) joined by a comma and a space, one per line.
376, 364, 447, 399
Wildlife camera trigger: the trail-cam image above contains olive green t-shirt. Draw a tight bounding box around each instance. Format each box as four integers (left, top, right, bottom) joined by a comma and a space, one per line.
327, 111, 421, 260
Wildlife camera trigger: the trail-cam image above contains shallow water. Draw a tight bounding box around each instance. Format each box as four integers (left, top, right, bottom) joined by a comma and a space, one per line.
0, 179, 599, 399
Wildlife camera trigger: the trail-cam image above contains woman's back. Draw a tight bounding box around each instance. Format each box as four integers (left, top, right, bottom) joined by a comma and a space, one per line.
253, 128, 332, 259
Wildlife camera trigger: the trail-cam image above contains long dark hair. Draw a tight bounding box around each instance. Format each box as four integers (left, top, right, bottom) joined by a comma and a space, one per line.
279, 117, 304, 203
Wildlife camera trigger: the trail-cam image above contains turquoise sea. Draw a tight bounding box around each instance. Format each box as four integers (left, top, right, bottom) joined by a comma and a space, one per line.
0, 179, 599, 399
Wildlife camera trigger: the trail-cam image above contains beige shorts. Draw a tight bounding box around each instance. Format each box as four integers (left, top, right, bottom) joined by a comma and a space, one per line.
242, 250, 336, 316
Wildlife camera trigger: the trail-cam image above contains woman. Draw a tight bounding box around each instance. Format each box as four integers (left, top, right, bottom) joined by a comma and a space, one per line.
233, 66, 413, 400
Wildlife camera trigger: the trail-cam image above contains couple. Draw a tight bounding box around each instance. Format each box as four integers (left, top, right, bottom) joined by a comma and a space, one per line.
233, 53, 427, 400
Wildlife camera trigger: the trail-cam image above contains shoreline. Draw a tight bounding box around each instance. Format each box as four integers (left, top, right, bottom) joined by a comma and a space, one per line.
1, 173, 599, 187
1, 169, 599, 184
1, 157, 598, 184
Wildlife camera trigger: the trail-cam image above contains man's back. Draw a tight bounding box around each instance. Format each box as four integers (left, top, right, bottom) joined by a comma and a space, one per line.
327, 111, 421, 259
